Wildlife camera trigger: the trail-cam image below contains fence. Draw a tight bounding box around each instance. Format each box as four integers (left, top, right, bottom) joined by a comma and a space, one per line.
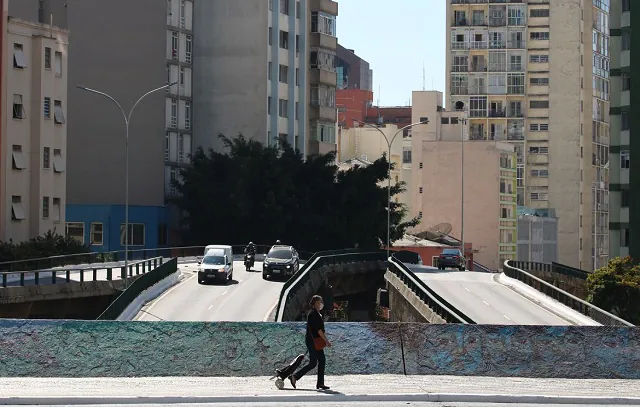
503, 260, 633, 326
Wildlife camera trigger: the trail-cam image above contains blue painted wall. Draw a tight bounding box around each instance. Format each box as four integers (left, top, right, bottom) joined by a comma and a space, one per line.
65, 204, 170, 252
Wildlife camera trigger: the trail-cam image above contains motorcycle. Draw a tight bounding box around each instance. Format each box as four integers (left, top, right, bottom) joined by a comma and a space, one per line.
244, 253, 255, 271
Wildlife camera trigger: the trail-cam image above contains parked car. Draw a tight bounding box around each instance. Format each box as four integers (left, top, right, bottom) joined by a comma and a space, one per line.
263, 245, 299, 280
198, 245, 234, 284
437, 248, 466, 271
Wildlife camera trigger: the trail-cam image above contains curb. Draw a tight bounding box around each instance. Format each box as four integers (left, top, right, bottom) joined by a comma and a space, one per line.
2, 393, 639, 405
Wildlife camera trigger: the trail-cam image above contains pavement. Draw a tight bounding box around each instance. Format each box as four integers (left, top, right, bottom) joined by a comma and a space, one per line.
408, 266, 580, 325
136, 261, 286, 322
0, 375, 638, 405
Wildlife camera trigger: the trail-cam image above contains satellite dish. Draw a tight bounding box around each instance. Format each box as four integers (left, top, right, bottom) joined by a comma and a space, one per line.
360, 154, 368, 161
418, 222, 453, 241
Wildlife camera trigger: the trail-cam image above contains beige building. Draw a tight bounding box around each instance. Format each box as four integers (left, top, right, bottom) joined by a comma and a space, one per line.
1, 18, 68, 242
410, 90, 517, 270
337, 123, 406, 205
446, 0, 610, 270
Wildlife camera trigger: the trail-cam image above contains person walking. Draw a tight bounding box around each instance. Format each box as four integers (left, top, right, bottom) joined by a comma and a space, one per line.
289, 295, 331, 390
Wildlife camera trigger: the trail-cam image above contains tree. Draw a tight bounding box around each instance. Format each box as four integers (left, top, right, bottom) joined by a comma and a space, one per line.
173, 134, 418, 251
0, 230, 89, 263
586, 256, 640, 324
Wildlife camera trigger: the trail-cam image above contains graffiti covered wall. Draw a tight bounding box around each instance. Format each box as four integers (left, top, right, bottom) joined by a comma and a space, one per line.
0, 320, 637, 379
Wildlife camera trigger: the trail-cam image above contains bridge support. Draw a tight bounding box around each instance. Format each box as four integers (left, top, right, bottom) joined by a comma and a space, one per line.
385, 270, 446, 323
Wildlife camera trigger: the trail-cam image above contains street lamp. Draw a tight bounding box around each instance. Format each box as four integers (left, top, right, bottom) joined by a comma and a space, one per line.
459, 115, 468, 266
76, 82, 177, 288
352, 119, 429, 259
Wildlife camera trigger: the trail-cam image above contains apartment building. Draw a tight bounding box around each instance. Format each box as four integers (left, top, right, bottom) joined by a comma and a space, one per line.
0, 0, 5, 238
1, 17, 68, 242
411, 90, 518, 269
609, 0, 635, 260
446, 0, 610, 270
337, 44, 373, 91
9, 0, 194, 250
194, 0, 338, 157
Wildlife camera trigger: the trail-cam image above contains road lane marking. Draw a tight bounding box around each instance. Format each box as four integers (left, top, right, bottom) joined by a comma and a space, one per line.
264, 300, 278, 322
222, 291, 228, 296
482, 300, 490, 306
503, 315, 512, 321
208, 305, 213, 311
464, 287, 471, 292
142, 271, 195, 316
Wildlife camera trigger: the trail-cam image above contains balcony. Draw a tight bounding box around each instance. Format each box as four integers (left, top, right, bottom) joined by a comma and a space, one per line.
309, 105, 337, 122
471, 40, 488, 49
489, 40, 506, 49
454, 18, 468, 26
452, 41, 469, 50
470, 130, 487, 140
489, 109, 506, 118
310, 69, 337, 87
468, 85, 486, 95
507, 110, 524, 118
309, 32, 337, 50
470, 62, 487, 72
310, 0, 338, 14
507, 40, 526, 49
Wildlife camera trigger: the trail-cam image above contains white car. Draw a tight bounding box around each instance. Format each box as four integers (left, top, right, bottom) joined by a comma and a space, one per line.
198, 245, 233, 284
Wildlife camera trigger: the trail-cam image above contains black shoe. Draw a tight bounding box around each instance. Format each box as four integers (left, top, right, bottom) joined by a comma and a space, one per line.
289, 375, 297, 389
316, 384, 330, 390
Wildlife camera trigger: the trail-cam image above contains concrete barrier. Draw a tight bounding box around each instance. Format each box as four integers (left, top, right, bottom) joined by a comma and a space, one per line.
0, 321, 637, 379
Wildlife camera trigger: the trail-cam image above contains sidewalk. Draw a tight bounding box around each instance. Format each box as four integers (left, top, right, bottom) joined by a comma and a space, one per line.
0, 375, 638, 405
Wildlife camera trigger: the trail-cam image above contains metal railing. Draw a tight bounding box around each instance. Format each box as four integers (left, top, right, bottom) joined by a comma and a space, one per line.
473, 261, 496, 273
509, 260, 589, 280
388, 254, 475, 324
1, 257, 164, 288
275, 249, 387, 321
503, 260, 634, 327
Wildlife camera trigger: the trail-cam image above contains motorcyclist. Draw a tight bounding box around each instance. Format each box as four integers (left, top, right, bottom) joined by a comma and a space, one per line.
276, 239, 282, 245
245, 241, 257, 255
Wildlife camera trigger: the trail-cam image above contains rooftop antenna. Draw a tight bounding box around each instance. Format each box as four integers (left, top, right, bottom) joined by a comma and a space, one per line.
377, 85, 381, 124
422, 62, 426, 91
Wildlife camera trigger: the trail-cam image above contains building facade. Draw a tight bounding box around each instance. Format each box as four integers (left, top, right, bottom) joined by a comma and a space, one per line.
517, 207, 558, 263
336, 44, 373, 91
1, 17, 68, 242
446, 0, 610, 271
336, 88, 373, 128
411, 90, 518, 269
8, 0, 190, 249
0, 0, 6, 239
609, 0, 635, 260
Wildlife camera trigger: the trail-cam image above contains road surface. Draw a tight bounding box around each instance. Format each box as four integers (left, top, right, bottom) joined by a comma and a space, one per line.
136, 261, 285, 321
408, 266, 570, 325
29, 403, 620, 407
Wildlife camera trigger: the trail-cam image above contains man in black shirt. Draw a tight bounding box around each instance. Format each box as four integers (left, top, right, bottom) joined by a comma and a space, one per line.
290, 295, 331, 390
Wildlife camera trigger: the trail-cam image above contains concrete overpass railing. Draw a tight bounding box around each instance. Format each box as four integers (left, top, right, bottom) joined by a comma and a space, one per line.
504, 260, 634, 327
509, 260, 588, 299
275, 249, 388, 321
0, 320, 638, 379
387, 255, 475, 324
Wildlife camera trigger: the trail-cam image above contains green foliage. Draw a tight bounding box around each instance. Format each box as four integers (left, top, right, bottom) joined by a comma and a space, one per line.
0, 230, 90, 263
587, 256, 640, 324
172, 134, 419, 251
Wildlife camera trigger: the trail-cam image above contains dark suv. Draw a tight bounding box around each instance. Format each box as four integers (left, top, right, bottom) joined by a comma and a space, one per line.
263, 245, 299, 280
437, 248, 466, 271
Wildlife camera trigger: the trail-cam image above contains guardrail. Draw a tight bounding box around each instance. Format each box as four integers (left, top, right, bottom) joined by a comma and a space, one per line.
97, 257, 178, 320
503, 260, 633, 327
388, 254, 475, 324
473, 261, 496, 273
275, 249, 387, 321
1, 257, 165, 288
509, 260, 589, 280
0, 244, 314, 274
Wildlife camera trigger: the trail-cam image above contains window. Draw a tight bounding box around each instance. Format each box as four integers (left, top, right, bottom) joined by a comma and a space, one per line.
158, 223, 168, 246
622, 111, 630, 130
44, 47, 51, 69
403, 148, 412, 163
184, 101, 191, 130
621, 32, 631, 51
178, 134, 184, 162
310, 85, 336, 108
622, 0, 630, 12
54, 100, 65, 124
530, 8, 549, 18
530, 192, 549, 201
53, 148, 65, 173
171, 32, 179, 60
279, 98, 288, 118
529, 100, 549, 109
13, 43, 26, 68
622, 74, 631, 91
180, 66, 185, 86
185, 35, 192, 63
171, 99, 178, 127
269, 0, 273, 10
450, 117, 459, 124
12, 145, 26, 170
529, 123, 549, 131
279, 64, 288, 83
529, 146, 549, 154
310, 123, 336, 143
268, 27, 273, 46
311, 11, 336, 37
621, 190, 630, 208
52, 198, 61, 221
621, 229, 630, 248
530, 77, 549, 86
180, 0, 185, 28
620, 151, 630, 169
42, 196, 50, 219
66, 222, 84, 243
530, 32, 549, 40
280, 0, 289, 15
277, 133, 287, 148
279, 30, 289, 49
419, 162, 423, 169
531, 169, 549, 177
120, 223, 145, 246
419, 187, 423, 194
43, 147, 51, 169
296, 1, 301, 18
529, 54, 549, 63
13, 94, 26, 119
295, 101, 299, 120
295, 68, 299, 86
441, 117, 450, 124
310, 50, 337, 72
268, 61, 272, 80
296, 34, 299, 53
91, 223, 103, 245
54, 51, 62, 76
268, 96, 272, 114
165, 134, 169, 161
44, 97, 51, 118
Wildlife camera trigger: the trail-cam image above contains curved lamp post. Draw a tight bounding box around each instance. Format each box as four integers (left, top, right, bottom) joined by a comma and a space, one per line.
351, 119, 430, 259
76, 82, 177, 287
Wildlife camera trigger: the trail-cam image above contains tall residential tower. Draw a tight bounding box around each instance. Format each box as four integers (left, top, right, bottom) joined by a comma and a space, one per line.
446, 0, 610, 270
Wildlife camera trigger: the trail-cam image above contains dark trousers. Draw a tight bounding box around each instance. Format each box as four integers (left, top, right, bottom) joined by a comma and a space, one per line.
294, 338, 325, 386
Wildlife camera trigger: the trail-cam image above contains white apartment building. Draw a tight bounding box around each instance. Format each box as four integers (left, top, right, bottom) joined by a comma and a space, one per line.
446, 0, 610, 271
1, 18, 68, 242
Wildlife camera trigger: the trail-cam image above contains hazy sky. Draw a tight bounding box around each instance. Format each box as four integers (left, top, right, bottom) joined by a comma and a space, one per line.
336, 0, 446, 107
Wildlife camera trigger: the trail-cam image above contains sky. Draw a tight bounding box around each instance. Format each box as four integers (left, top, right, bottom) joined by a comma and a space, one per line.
336, 0, 446, 107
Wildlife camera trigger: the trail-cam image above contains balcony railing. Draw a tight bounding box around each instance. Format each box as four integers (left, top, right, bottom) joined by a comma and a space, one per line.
470, 131, 487, 140
489, 109, 506, 118
508, 40, 526, 49
452, 42, 469, 50
471, 40, 488, 49
489, 41, 506, 49
468, 86, 486, 94
507, 110, 524, 118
